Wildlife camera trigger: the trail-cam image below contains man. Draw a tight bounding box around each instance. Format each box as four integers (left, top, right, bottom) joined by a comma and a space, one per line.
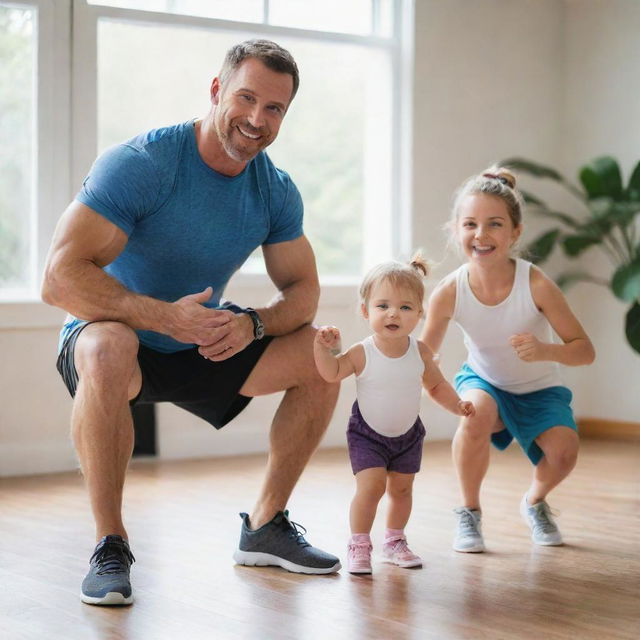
41, 39, 341, 606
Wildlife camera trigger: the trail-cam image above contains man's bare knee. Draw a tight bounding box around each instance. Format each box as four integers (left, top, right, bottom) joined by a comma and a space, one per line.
75, 322, 140, 386
243, 324, 339, 404
305, 364, 340, 403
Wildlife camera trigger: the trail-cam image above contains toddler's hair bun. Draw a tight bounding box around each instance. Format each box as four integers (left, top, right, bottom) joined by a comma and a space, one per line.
409, 251, 430, 278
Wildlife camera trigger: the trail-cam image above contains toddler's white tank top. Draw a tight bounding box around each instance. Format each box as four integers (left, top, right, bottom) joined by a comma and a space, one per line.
356, 335, 425, 437
453, 258, 562, 394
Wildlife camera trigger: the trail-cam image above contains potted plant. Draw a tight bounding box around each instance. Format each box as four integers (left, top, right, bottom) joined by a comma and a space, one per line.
500, 156, 640, 355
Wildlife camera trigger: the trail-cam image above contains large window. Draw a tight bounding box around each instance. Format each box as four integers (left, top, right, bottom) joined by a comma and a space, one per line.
0, 0, 413, 297
0, 4, 36, 295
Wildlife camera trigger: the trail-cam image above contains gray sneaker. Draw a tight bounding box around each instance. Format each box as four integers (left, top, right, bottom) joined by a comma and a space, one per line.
453, 507, 485, 553
233, 511, 341, 574
520, 494, 563, 546
81, 535, 135, 605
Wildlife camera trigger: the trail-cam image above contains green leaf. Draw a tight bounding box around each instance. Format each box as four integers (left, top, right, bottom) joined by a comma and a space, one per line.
611, 258, 640, 302
555, 271, 602, 290
525, 229, 560, 264
609, 202, 640, 228
625, 302, 640, 355
500, 158, 565, 181
576, 200, 619, 235
583, 201, 639, 232
627, 160, 640, 201
579, 156, 623, 200
520, 189, 547, 206
533, 208, 583, 230
587, 196, 614, 216
562, 234, 600, 256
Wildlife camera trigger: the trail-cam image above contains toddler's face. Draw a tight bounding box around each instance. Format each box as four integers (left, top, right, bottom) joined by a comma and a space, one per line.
362, 279, 422, 339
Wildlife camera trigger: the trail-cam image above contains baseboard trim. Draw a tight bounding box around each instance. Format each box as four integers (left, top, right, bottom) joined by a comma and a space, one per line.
578, 418, 640, 442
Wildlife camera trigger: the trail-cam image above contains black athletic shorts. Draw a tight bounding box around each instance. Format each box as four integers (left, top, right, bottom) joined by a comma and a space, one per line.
56, 321, 273, 429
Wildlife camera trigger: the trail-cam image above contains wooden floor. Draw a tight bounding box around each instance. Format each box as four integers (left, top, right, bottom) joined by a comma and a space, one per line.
1, 439, 638, 640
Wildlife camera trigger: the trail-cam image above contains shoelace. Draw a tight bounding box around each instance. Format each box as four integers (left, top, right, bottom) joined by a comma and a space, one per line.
456, 509, 480, 535
385, 538, 413, 558
281, 513, 311, 548
530, 503, 558, 535
90, 541, 135, 575
349, 543, 372, 558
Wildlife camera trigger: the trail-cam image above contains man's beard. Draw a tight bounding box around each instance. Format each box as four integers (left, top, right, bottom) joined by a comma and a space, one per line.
217, 119, 271, 163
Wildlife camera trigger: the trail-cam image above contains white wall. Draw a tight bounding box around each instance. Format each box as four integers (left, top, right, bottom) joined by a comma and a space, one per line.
0, 306, 76, 475
561, 0, 640, 419
1, 0, 638, 477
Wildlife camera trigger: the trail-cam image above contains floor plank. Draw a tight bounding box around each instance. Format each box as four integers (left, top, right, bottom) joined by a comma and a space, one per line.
0, 440, 638, 640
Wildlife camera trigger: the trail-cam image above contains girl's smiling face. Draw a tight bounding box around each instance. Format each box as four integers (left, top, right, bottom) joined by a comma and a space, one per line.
362, 277, 423, 339
456, 193, 522, 262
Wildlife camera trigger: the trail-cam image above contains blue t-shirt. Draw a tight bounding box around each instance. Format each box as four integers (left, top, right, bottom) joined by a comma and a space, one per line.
60, 120, 303, 353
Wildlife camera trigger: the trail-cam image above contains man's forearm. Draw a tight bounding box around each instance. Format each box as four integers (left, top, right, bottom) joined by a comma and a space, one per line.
255, 279, 320, 336
42, 258, 169, 332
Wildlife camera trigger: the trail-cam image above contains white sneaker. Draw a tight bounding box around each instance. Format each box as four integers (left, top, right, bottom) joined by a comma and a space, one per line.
520, 494, 563, 546
453, 507, 485, 553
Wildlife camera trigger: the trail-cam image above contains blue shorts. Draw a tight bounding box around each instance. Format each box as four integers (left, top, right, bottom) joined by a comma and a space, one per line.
454, 363, 577, 465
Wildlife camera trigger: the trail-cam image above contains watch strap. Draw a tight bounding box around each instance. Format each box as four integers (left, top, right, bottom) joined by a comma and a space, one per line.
245, 307, 264, 340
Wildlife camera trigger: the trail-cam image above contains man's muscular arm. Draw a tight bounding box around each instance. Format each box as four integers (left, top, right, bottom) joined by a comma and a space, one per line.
197, 235, 320, 361
260, 235, 320, 333
41, 201, 232, 346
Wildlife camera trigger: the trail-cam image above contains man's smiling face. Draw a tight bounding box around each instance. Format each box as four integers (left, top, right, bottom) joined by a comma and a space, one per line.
212, 57, 293, 164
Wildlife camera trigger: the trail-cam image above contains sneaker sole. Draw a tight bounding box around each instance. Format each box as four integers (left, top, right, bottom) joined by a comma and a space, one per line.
395, 561, 422, 568
452, 544, 485, 553
531, 537, 563, 546
382, 557, 423, 568
348, 568, 372, 575
233, 550, 341, 574
81, 591, 133, 606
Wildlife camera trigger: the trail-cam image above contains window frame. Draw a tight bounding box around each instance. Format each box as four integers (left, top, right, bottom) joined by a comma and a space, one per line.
0, 0, 71, 302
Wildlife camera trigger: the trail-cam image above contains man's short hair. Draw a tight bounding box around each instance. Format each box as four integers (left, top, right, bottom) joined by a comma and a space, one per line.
219, 39, 300, 102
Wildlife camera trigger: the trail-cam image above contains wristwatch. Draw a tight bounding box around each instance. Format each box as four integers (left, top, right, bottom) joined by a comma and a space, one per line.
245, 307, 265, 340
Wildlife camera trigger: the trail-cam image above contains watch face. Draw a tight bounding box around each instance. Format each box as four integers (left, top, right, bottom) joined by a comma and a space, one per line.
247, 309, 264, 340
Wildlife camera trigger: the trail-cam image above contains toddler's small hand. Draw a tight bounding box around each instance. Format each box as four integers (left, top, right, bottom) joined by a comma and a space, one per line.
315, 325, 341, 351
458, 400, 475, 417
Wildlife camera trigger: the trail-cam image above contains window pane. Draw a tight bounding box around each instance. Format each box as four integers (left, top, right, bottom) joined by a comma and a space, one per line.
97, 19, 238, 149
88, 0, 263, 23
98, 20, 392, 278
269, 0, 372, 36
0, 5, 35, 292
377, 0, 394, 38
268, 38, 392, 277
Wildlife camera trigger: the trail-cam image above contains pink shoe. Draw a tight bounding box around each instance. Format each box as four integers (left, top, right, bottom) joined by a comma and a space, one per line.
382, 535, 422, 568
347, 541, 372, 574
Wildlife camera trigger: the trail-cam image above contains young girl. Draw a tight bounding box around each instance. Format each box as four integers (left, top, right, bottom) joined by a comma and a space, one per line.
421, 167, 595, 553
314, 256, 475, 575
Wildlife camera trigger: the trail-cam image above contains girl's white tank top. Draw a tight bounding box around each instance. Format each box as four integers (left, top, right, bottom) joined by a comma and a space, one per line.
356, 335, 425, 437
452, 258, 562, 394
